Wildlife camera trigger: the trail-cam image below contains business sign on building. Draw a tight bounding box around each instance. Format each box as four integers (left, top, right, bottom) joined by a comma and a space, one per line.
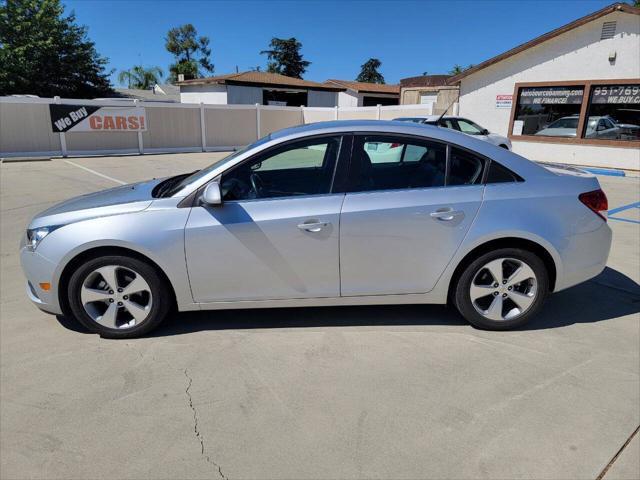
496, 94, 512, 108
49, 105, 147, 133
518, 87, 584, 105
590, 85, 640, 104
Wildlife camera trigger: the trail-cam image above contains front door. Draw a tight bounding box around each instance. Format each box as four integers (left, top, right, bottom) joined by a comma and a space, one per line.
185, 135, 345, 303
339, 135, 485, 296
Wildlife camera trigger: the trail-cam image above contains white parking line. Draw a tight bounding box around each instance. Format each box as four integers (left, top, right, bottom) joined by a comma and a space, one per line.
64, 160, 127, 185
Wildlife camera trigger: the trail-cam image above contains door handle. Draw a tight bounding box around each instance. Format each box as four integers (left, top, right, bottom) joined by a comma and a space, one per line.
430, 208, 463, 221
297, 221, 330, 232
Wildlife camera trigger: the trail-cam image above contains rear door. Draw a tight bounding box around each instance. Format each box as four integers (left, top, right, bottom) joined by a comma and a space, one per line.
339, 135, 485, 296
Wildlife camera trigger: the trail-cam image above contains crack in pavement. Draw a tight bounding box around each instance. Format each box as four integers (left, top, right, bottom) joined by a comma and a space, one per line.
596, 424, 640, 480
184, 369, 228, 480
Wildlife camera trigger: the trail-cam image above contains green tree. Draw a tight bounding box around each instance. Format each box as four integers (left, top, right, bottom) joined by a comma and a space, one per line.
260, 37, 310, 79
118, 65, 163, 89
355, 58, 385, 84
165, 24, 213, 82
0, 0, 113, 98
449, 64, 474, 75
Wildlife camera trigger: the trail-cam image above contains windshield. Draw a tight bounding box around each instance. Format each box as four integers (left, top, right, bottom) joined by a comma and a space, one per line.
547, 117, 579, 129
168, 134, 273, 195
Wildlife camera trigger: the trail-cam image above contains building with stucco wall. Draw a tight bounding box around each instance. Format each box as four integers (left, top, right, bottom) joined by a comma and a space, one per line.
399, 75, 459, 115
178, 72, 344, 107
324, 80, 399, 107
449, 2, 639, 171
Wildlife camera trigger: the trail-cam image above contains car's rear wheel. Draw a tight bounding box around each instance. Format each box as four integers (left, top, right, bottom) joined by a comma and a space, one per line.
454, 248, 549, 330
68, 255, 171, 338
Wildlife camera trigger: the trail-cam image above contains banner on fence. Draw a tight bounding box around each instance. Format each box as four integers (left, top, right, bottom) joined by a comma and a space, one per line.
49, 105, 147, 133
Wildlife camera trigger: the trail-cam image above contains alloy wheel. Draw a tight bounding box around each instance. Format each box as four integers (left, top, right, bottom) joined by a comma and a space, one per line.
469, 257, 538, 321
80, 265, 153, 329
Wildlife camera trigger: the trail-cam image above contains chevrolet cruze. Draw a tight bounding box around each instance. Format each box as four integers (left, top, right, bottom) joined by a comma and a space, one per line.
20, 120, 612, 338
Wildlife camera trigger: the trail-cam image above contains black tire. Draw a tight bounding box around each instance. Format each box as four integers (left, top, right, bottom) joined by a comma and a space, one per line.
68, 255, 172, 338
454, 248, 549, 330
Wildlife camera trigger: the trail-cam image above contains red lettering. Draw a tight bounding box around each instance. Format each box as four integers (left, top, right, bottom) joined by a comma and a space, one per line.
115, 116, 127, 130
89, 116, 102, 129
128, 116, 139, 130
103, 116, 115, 130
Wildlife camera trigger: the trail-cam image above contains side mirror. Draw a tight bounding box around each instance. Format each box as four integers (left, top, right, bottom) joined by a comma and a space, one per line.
481, 129, 490, 135
202, 182, 222, 206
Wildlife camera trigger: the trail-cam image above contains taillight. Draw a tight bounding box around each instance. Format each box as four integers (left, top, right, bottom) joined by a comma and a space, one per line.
579, 189, 608, 221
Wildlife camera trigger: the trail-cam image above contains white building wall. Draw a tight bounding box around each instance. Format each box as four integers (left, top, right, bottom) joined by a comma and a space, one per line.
180, 84, 228, 104
337, 91, 359, 107
459, 11, 640, 136
337, 90, 399, 107
308, 90, 338, 107
511, 141, 639, 171
457, 10, 640, 170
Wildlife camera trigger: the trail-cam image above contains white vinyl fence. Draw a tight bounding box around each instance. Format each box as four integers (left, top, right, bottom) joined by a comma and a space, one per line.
0, 96, 436, 158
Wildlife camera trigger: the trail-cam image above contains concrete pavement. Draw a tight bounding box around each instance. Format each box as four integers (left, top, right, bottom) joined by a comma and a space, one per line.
1, 153, 638, 479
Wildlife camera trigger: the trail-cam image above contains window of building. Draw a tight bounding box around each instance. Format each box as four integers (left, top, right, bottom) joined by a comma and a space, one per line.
262, 89, 307, 107
584, 84, 640, 141
512, 86, 584, 137
510, 81, 640, 145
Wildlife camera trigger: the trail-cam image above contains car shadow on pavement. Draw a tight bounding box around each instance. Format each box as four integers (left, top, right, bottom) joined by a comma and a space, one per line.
56, 267, 640, 337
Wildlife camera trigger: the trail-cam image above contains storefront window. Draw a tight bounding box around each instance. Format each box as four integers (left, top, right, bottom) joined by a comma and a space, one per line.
512, 86, 584, 137
584, 84, 640, 141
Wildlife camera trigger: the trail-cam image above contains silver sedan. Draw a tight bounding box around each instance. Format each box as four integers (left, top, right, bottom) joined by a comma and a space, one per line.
20, 121, 612, 338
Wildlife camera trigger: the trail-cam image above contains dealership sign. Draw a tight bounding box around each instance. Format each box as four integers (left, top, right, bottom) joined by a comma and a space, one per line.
496, 94, 512, 109
519, 87, 584, 105
591, 85, 640, 104
49, 105, 147, 133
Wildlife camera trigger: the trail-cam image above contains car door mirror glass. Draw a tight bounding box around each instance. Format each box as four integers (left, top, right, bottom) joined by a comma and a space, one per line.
202, 182, 222, 206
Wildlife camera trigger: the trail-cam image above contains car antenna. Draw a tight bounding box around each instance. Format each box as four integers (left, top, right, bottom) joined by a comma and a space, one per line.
435, 98, 457, 125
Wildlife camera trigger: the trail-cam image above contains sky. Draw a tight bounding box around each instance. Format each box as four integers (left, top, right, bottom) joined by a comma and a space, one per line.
63, 0, 621, 87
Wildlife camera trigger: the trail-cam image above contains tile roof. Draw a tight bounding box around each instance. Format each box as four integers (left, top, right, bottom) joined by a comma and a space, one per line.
399, 75, 452, 88
177, 71, 344, 91
325, 79, 400, 94
114, 87, 180, 102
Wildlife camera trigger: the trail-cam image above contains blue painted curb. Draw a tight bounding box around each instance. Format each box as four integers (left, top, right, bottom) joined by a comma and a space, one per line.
582, 167, 626, 177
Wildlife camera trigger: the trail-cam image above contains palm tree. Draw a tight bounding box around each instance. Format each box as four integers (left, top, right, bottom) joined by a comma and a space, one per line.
118, 65, 164, 89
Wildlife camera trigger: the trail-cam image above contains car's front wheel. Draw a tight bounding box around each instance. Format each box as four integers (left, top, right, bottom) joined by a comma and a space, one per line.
454, 248, 549, 330
68, 255, 171, 338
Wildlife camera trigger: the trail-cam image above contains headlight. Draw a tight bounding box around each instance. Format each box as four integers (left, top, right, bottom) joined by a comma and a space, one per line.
26, 226, 60, 251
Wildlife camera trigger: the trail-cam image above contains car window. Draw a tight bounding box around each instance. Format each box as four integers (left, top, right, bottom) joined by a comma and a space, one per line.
448, 147, 485, 185
220, 136, 341, 201
457, 119, 484, 135
349, 136, 446, 192
604, 118, 616, 129
438, 119, 458, 130
486, 161, 520, 183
